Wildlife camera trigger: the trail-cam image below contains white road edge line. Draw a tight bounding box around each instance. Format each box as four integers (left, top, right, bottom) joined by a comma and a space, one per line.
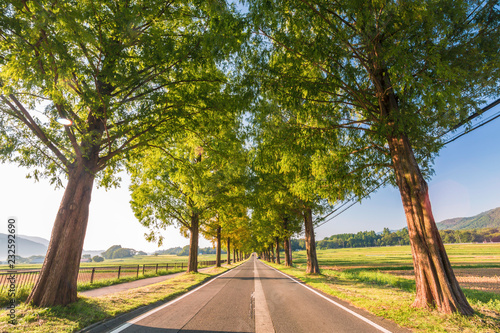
254, 260, 275, 333
263, 262, 393, 333
109, 268, 236, 333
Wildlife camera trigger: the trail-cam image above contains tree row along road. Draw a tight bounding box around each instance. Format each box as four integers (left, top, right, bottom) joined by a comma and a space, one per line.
91, 255, 408, 333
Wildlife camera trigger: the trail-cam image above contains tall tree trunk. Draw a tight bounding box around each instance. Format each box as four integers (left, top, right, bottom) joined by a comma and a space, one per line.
388, 133, 474, 315
216, 225, 222, 267
270, 245, 275, 263
275, 237, 281, 264
304, 208, 320, 274
27, 164, 95, 306
227, 237, 231, 264
283, 237, 291, 266
233, 248, 236, 262
288, 238, 292, 263
283, 217, 292, 266
187, 213, 199, 273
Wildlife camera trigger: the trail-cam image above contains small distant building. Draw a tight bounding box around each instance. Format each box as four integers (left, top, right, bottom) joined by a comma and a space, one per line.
80, 258, 92, 263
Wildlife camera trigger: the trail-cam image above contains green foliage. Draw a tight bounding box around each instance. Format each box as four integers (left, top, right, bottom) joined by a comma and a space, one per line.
245, 0, 500, 197
101, 245, 122, 260
437, 207, 500, 230
440, 228, 500, 244
101, 245, 138, 259
129, 108, 249, 246
91, 256, 104, 263
0, 0, 245, 186
316, 227, 500, 249
155, 247, 183, 255
317, 229, 410, 249
178, 245, 191, 256
110, 248, 135, 259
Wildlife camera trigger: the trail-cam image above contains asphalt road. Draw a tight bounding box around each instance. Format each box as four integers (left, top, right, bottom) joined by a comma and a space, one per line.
89, 255, 409, 333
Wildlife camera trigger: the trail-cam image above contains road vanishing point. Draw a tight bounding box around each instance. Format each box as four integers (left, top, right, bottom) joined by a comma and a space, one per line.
87, 255, 409, 333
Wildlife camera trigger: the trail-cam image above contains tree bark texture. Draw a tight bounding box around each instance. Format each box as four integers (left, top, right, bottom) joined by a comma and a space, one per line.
216, 225, 222, 267
27, 164, 95, 306
227, 237, 231, 264
283, 237, 291, 266
187, 213, 199, 273
304, 208, 320, 274
388, 133, 474, 315
275, 237, 281, 264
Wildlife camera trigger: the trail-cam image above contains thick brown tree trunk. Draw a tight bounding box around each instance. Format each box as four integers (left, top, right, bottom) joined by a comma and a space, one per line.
216, 225, 222, 267
270, 246, 275, 263
227, 237, 231, 264
304, 208, 320, 274
283, 237, 291, 266
27, 164, 95, 306
187, 213, 199, 273
275, 237, 281, 264
388, 133, 474, 315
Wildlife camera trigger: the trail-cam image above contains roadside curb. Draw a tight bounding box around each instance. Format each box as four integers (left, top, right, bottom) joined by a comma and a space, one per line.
77, 260, 248, 333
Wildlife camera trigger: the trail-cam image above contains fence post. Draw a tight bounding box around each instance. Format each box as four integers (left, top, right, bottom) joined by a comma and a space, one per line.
166, 263, 169, 271
118, 266, 121, 279
156, 263, 158, 274
137, 265, 139, 278
90, 267, 95, 284
143, 264, 145, 276
181, 262, 184, 269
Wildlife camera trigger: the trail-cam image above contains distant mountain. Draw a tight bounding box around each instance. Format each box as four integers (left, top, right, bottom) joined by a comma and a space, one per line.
0, 233, 105, 260
19, 235, 50, 247
436, 207, 500, 230
0, 233, 48, 260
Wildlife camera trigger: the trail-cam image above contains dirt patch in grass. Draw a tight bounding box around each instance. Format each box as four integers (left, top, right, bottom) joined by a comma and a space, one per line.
383, 268, 500, 294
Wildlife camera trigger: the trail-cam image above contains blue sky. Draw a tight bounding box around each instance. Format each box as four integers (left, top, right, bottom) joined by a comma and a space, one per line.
1, 102, 499, 253
315, 103, 500, 239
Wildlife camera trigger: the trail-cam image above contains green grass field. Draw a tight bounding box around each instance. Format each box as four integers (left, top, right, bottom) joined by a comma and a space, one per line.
269, 243, 500, 332
290, 243, 500, 270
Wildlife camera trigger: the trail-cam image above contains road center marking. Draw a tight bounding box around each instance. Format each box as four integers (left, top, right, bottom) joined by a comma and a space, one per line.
264, 263, 393, 333
254, 260, 275, 333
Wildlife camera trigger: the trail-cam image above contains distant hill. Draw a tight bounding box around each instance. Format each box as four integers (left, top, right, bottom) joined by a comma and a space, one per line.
0, 234, 105, 260
0, 233, 48, 260
19, 235, 50, 247
436, 207, 500, 230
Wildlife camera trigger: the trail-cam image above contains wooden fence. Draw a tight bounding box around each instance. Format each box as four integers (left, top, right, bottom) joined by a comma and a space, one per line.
0, 259, 226, 295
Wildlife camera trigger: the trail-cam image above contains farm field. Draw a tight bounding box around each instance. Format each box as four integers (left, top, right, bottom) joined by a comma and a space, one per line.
294, 243, 500, 268
292, 243, 500, 294
268, 243, 500, 332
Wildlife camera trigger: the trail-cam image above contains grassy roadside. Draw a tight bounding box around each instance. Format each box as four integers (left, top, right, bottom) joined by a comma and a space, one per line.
0, 267, 187, 308
264, 261, 500, 332
0, 263, 241, 333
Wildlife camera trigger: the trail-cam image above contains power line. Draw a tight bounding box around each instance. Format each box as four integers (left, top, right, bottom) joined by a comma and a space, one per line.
443, 106, 500, 145
308, 98, 500, 232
